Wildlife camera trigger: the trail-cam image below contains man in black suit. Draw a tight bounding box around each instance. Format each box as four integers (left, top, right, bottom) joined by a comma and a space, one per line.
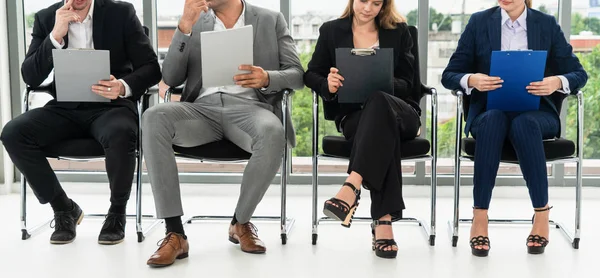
0, 0, 161, 245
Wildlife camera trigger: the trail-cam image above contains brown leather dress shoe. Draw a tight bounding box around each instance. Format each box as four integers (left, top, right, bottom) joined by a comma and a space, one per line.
146, 232, 189, 267
229, 222, 266, 254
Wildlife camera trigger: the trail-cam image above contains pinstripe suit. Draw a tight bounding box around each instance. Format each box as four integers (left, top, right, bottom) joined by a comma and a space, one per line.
441, 7, 587, 209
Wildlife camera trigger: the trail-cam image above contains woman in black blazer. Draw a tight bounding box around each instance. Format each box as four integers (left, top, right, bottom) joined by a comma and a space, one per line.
304, 0, 420, 259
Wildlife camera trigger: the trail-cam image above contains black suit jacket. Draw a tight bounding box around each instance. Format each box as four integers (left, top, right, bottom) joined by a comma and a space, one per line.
304, 17, 417, 124
21, 0, 162, 112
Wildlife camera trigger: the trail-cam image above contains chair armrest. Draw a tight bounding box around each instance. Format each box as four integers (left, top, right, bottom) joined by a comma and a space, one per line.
165, 86, 184, 103
422, 85, 436, 95
451, 89, 464, 97
26, 85, 54, 93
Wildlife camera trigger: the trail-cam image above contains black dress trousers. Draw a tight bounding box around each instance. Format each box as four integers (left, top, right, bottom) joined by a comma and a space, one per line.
340, 91, 420, 220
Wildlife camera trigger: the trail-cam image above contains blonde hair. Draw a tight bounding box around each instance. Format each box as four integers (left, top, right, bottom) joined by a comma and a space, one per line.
525, 0, 532, 8
340, 0, 406, 30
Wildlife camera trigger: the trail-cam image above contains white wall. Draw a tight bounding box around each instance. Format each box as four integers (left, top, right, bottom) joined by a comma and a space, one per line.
0, 0, 14, 194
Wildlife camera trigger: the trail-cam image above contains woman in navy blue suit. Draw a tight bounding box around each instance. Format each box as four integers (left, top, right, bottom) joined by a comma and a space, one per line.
442, 0, 587, 256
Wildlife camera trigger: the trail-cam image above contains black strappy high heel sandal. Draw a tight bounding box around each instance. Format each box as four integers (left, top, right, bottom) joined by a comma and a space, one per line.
470, 236, 490, 257
470, 208, 490, 257
322, 182, 361, 228
371, 220, 398, 259
527, 206, 553, 254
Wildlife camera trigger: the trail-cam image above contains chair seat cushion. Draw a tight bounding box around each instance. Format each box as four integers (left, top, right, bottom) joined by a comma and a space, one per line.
322, 136, 431, 159
42, 138, 105, 158
461, 137, 576, 162
173, 140, 251, 161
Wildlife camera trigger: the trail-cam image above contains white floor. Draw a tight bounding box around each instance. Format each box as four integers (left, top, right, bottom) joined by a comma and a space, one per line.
1, 183, 599, 278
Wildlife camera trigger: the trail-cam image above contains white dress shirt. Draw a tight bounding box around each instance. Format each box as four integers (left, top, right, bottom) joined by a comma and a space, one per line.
182, 2, 259, 101
459, 8, 569, 95
50, 0, 133, 98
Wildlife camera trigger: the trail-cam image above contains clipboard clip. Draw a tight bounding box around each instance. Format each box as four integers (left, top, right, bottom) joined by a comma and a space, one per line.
351, 48, 376, 56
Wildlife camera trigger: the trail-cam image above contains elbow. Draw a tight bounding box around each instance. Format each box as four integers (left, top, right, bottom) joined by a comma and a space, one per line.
21, 67, 42, 88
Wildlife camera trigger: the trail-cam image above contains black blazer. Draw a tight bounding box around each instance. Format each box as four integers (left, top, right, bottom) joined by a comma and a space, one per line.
21, 0, 162, 112
304, 17, 418, 124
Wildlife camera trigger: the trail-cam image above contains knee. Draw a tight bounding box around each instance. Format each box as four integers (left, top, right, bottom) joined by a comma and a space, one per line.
475, 110, 509, 133
364, 91, 388, 106
255, 122, 286, 151
142, 104, 173, 133
509, 115, 540, 138
0, 120, 25, 148
99, 123, 137, 150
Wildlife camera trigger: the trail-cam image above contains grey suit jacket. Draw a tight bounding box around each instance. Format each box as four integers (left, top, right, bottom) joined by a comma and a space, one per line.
162, 2, 304, 147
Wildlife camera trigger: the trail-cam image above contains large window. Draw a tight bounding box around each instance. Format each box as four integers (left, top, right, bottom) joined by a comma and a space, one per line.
567, 0, 600, 176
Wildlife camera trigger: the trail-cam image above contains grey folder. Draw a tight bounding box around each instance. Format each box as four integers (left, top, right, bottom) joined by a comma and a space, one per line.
201, 25, 254, 88
52, 49, 111, 102
335, 48, 394, 104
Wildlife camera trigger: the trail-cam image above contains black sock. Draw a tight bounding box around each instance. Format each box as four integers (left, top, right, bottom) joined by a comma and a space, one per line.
165, 216, 185, 237
231, 214, 238, 226
49, 192, 73, 212
108, 204, 126, 215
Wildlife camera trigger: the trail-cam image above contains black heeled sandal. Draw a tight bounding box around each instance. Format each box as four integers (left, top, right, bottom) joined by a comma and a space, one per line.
322, 182, 361, 228
470, 236, 490, 257
371, 220, 397, 259
527, 206, 553, 255
470, 208, 490, 257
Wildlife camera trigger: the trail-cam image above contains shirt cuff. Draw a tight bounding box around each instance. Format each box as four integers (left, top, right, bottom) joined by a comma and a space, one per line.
460, 74, 475, 95
49, 33, 65, 49
118, 79, 133, 98
557, 75, 571, 94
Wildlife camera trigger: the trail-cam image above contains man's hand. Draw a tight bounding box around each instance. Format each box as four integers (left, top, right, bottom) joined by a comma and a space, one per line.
52, 0, 81, 44
467, 73, 503, 92
178, 0, 209, 34
526, 76, 562, 96
234, 65, 270, 89
92, 75, 125, 100
327, 67, 344, 94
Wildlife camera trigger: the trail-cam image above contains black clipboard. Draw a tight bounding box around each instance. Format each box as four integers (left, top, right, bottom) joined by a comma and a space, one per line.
335, 48, 394, 104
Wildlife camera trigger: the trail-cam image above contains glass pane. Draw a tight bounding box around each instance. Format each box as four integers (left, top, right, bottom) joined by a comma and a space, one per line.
567, 0, 600, 175
428, 0, 558, 176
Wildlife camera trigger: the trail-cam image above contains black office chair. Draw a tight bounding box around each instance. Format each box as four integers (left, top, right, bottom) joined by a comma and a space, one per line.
311, 26, 438, 246
449, 89, 584, 249
19, 26, 161, 242
159, 87, 295, 245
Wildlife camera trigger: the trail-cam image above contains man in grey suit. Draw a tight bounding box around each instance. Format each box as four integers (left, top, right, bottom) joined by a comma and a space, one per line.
144, 0, 303, 267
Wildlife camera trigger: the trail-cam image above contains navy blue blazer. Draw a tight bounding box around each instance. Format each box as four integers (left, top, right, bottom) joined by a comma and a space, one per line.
441, 7, 588, 136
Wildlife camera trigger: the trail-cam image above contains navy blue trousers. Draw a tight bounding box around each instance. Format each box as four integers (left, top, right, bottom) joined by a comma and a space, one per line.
470, 109, 559, 209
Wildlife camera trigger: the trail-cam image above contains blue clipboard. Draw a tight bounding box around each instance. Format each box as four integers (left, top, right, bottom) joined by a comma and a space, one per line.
486, 50, 548, 112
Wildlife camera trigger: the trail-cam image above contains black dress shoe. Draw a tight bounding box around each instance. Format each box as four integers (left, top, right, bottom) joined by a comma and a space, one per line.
50, 201, 84, 244
98, 213, 126, 245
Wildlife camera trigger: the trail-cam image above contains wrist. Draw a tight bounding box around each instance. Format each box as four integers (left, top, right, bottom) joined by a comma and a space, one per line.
51, 31, 63, 44
263, 72, 270, 87
178, 19, 193, 34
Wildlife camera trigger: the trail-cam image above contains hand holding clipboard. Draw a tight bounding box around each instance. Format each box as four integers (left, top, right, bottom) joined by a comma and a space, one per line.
328, 67, 345, 94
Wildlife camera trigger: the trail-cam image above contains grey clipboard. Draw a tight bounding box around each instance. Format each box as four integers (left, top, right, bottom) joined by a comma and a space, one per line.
52, 49, 111, 102
201, 25, 253, 88
335, 48, 394, 104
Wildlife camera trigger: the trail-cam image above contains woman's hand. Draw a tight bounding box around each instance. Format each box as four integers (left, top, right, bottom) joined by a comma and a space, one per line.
467, 73, 503, 92
526, 76, 563, 96
327, 67, 344, 93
